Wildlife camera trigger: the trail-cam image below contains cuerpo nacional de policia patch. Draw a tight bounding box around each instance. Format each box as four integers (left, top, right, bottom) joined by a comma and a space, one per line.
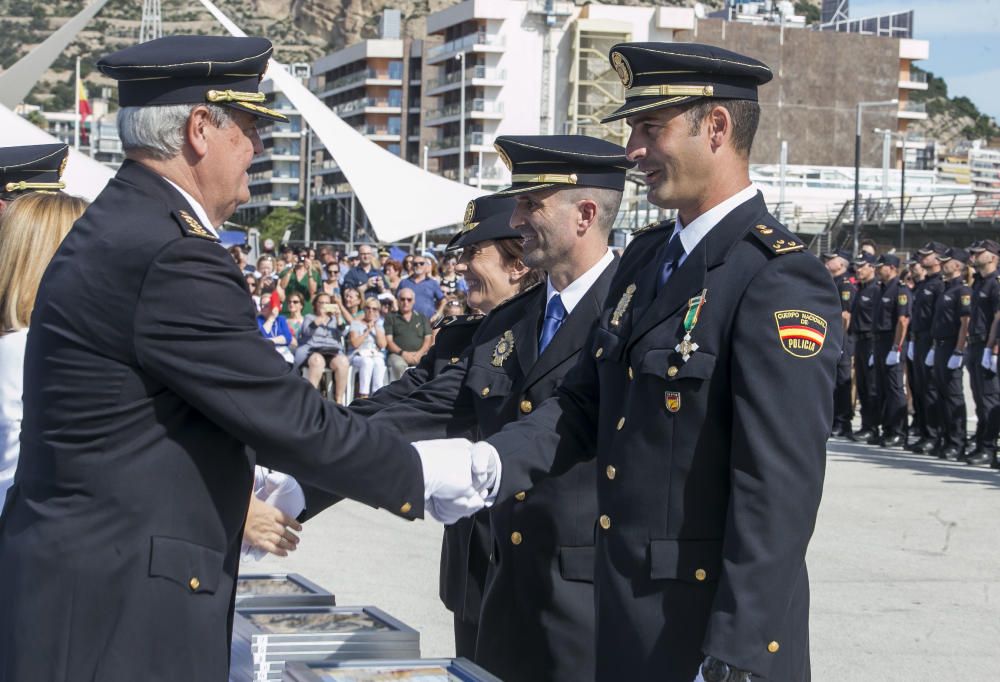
774, 309, 828, 358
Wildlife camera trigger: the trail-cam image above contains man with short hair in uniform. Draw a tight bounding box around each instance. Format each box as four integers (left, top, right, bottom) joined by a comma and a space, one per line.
871, 254, 911, 447
928, 247, 973, 460
824, 249, 856, 438
965, 240, 1000, 465
0, 143, 69, 214
907, 242, 947, 453
850, 252, 881, 442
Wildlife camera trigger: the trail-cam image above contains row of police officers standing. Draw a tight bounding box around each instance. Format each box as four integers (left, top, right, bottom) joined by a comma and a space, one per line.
826, 240, 1000, 468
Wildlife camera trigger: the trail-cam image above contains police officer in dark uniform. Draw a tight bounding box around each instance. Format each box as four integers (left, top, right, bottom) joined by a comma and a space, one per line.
0, 36, 467, 682
0, 142, 69, 213
907, 242, 947, 453
452, 43, 841, 682
871, 254, 911, 446
964, 240, 1000, 464
850, 252, 881, 442
928, 247, 973, 460
824, 249, 857, 437
376, 136, 627, 681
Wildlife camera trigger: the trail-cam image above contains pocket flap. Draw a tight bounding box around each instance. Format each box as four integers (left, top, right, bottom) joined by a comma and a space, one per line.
638, 349, 716, 381
465, 364, 513, 398
148, 535, 223, 594
591, 327, 625, 363
649, 539, 723, 583
559, 545, 595, 583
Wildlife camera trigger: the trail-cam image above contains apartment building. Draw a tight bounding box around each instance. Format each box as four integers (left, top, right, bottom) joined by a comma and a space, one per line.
969, 147, 1000, 194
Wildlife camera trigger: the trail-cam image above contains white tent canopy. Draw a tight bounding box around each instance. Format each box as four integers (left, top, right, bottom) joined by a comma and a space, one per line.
197, 0, 488, 243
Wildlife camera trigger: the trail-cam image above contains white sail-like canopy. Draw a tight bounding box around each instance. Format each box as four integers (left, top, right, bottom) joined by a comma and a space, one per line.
197, 0, 488, 242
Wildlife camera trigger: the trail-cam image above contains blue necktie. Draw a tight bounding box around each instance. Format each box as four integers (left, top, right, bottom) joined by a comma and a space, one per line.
658, 232, 686, 288
538, 293, 567, 354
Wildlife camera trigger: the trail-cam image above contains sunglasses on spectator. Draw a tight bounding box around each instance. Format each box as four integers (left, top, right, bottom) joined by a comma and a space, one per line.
289, 299, 302, 305
364, 305, 381, 311
398, 296, 414, 302
413, 261, 426, 266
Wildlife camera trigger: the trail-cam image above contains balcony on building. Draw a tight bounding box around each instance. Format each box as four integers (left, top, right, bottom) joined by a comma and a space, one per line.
424, 99, 505, 126
897, 100, 928, 121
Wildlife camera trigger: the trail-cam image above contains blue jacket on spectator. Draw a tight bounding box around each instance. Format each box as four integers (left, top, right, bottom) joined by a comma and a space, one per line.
343, 265, 382, 295
399, 277, 444, 319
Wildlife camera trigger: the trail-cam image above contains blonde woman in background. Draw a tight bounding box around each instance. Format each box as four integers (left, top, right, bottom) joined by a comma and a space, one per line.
0, 192, 88, 508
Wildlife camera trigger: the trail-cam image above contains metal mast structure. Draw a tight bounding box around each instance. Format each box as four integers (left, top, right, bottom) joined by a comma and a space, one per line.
140, 0, 163, 43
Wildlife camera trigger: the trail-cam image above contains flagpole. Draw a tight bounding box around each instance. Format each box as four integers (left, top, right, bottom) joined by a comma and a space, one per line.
74, 56, 81, 151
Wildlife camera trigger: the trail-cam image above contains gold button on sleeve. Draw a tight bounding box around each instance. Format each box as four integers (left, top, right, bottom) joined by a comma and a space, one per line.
481, 386, 490, 397
694, 568, 707, 581
667, 366, 679, 377
628, 367, 634, 380
605, 465, 616, 480
510, 531, 523, 545
520, 399, 533, 414
189, 577, 200, 591
450, 356, 460, 364
767, 641, 780, 653
514, 491, 526, 501
599, 514, 611, 530
616, 417, 625, 430
400, 502, 412, 514
595, 347, 604, 358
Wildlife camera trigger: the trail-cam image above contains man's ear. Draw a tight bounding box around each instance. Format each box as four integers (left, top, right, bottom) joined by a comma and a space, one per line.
577, 198, 599, 235
707, 105, 732, 152
186, 106, 213, 159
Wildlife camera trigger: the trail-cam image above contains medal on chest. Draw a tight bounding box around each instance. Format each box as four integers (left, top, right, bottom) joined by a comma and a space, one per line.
610, 283, 637, 327
491, 330, 515, 367
675, 289, 707, 362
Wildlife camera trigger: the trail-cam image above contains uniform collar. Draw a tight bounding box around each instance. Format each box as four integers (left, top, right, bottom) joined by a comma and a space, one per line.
671, 183, 759, 258
546, 248, 614, 315
162, 177, 220, 239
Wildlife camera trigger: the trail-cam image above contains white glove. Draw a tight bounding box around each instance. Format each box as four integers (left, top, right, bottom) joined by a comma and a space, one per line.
886, 350, 900, 366
947, 352, 963, 370
426, 487, 486, 525
414, 438, 474, 500
693, 669, 706, 682
993, 354, 998, 374
925, 348, 935, 366
470, 441, 502, 500
867, 353, 874, 367
906, 341, 914, 361
982, 348, 993, 371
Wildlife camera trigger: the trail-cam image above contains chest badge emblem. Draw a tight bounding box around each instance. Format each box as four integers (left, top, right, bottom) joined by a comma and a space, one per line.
491, 330, 515, 367
665, 391, 681, 413
610, 283, 637, 327
675, 289, 707, 362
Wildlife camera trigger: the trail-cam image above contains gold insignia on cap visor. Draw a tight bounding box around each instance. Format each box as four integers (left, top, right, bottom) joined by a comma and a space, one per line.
206, 89, 266, 104
58, 155, 69, 179
775, 310, 828, 358
495, 144, 513, 171
463, 201, 477, 230
612, 51, 633, 88
625, 84, 714, 98
511, 173, 578, 185
4, 181, 65, 193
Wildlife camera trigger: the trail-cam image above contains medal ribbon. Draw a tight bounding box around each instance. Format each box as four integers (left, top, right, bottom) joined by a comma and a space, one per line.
683, 290, 707, 334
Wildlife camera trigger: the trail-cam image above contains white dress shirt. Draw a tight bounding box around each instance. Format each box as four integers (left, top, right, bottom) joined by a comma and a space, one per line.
545, 247, 616, 315
163, 177, 221, 239
670, 184, 760, 266
0, 329, 27, 506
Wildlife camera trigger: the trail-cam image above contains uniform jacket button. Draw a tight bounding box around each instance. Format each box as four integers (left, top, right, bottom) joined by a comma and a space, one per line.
616, 417, 625, 430
599, 514, 611, 530
667, 366, 679, 377
694, 568, 707, 581
514, 491, 526, 501
481, 386, 490, 397
510, 531, 523, 545
520, 399, 533, 414
400, 502, 412, 514
628, 367, 634, 380
450, 356, 460, 364
189, 577, 200, 591
595, 347, 604, 358
768, 641, 780, 653
605, 465, 616, 480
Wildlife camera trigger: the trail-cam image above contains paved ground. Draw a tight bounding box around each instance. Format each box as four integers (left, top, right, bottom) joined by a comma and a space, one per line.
249, 440, 1000, 681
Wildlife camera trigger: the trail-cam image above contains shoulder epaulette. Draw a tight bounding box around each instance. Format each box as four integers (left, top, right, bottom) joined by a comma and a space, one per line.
171, 208, 220, 242
434, 313, 485, 330
487, 280, 544, 316
630, 219, 674, 239
746, 223, 805, 256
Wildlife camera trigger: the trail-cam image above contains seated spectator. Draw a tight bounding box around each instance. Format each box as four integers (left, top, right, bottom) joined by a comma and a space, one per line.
285, 294, 306, 337
402, 253, 415, 277
384, 289, 432, 382
322, 262, 342, 298
399, 257, 446, 320
379, 293, 397, 317
439, 254, 468, 297
348, 299, 387, 398
343, 244, 382, 297
257, 293, 296, 365
245, 273, 260, 308
295, 293, 350, 404
279, 255, 320, 314
256, 255, 278, 283
341, 286, 363, 319
382, 258, 403, 292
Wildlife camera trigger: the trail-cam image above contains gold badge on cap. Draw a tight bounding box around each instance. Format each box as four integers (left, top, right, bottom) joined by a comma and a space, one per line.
491, 330, 515, 367
463, 200, 478, 231
610, 283, 637, 328
58, 155, 68, 179
495, 143, 512, 171
611, 51, 633, 89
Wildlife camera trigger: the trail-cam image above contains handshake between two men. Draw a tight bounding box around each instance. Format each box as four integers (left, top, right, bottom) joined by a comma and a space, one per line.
415, 439, 503, 524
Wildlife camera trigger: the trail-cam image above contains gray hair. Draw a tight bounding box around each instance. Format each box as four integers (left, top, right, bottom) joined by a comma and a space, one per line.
117, 104, 234, 160
560, 186, 623, 235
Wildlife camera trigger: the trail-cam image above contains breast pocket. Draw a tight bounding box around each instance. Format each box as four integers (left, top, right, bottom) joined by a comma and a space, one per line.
465, 364, 514, 402
591, 326, 626, 364
637, 348, 716, 383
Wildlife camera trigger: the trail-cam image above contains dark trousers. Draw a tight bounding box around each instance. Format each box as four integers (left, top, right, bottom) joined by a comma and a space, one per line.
933, 339, 967, 450
854, 336, 879, 431
454, 613, 478, 659
833, 333, 855, 431
874, 333, 907, 438
967, 341, 1000, 449
912, 335, 938, 440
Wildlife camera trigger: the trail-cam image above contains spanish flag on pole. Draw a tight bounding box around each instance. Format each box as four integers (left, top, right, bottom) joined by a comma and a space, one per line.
78, 80, 91, 144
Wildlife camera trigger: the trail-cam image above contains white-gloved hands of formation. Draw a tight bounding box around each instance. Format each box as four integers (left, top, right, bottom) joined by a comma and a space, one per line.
413, 438, 503, 525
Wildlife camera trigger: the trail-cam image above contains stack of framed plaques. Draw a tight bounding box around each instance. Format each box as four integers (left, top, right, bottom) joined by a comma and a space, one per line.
282, 658, 502, 681
236, 573, 337, 609
231, 606, 421, 681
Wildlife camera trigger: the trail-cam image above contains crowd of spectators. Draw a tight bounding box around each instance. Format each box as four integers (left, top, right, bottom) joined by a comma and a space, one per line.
233, 242, 470, 403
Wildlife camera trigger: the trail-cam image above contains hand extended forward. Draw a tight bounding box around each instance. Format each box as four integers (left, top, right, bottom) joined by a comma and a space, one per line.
413, 438, 502, 524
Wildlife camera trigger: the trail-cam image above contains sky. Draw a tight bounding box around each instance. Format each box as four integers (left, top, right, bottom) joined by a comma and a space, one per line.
848, 0, 1000, 120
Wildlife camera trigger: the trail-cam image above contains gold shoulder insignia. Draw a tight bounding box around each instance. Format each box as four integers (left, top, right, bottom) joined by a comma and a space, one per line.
173, 209, 219, 242
433, 314, 485, 330
747, 224, 804, 256
631, 220, 673, 238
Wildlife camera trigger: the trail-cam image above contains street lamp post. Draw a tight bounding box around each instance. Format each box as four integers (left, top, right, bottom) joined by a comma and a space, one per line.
854, 99, 898, 256
456, 52, 466, 185
875, 127, 908, 250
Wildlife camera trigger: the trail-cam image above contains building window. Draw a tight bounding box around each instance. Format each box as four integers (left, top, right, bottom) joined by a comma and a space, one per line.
388, 144, 401, 156
389, 61, 404, 80
388, 117, 402, 135
388, 89, 403, 107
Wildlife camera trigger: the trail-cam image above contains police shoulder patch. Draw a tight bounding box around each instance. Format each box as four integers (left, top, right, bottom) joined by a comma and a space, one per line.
961, 294, 972, 306
172, 209, 219, 242
841, 290, 851, 301
897, 293, 908, 306
774, 309, 828, 358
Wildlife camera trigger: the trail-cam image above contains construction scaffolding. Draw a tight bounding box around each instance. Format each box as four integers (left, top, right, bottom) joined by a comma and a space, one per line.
567, 18, 630, 146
